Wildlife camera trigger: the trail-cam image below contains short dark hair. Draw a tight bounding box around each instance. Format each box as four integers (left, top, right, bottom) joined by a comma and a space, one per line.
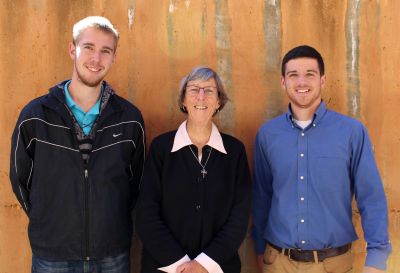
281, 45, 324, 76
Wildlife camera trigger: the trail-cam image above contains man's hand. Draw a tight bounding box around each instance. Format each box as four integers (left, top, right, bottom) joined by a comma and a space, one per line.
257, 254, 264, 272
362, 266, 385, 273
176, 260, 208, 273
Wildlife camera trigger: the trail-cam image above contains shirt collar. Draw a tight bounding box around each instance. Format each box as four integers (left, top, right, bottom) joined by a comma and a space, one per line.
313, 100, 328, 124
64, 80, 76, 108
64, 80, 102, 115
171, 120, 227, 154
286, 100, 328, 126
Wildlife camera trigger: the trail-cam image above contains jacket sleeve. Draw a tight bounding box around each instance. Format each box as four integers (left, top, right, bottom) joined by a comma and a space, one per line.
136, 139, 187, 266
251, 130, 273, 255
9, 109, 34, 215
351, 123, 392, 270
202, 142, 251, 265
130, 112, 146, 208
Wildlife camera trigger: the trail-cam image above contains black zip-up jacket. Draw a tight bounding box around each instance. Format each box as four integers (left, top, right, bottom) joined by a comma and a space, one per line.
10, 81, 145, 260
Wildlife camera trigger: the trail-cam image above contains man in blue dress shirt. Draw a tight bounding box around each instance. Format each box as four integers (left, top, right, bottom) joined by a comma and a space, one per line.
252, 45, 391, 273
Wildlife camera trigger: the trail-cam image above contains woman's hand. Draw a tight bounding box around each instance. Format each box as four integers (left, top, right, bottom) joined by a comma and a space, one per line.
362, 266, 385, 273
176, 260, 208, 273
257, 254, 264, 272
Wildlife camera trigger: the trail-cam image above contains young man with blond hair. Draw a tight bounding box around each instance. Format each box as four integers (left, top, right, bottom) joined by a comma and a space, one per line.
10, 16, 145, 273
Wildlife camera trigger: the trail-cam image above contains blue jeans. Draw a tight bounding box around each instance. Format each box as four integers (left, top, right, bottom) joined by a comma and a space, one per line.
31, 252, 130, 273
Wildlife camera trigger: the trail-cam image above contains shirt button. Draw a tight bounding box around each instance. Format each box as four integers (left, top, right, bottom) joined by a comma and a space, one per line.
300, 197, 305, 201
301, 132, 305, 136
301, 240, 306, 244
300, 153, 304, 157
300, 176, 304, 180
313, 123, 316, 127
300, 219, 305, 223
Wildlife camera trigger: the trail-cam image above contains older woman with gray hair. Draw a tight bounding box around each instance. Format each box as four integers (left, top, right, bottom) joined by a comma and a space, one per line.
136, 66, 251, 273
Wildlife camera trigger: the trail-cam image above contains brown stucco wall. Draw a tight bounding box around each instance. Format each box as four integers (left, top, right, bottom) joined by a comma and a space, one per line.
0, 1, 398, 272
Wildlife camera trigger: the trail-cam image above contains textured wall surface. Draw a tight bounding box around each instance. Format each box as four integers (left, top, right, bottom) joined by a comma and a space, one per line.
0, 1, 399, 272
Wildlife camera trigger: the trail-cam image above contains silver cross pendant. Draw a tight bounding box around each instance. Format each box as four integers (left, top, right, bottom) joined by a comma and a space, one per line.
201, 168, 207, 178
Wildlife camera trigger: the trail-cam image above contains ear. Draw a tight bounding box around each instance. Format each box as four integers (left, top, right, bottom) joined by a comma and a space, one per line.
112, 52, 116, 63
68, 42, 76, 60
182, 97, 187, 107
320, 75, 326, 88
216, 97, 221, 109
280, 76, 286, 89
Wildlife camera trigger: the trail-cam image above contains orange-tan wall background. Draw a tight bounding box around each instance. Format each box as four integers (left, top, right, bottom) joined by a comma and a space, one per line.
0, 1, 399, 272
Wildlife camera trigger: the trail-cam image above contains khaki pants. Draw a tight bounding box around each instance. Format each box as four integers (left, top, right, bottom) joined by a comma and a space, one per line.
262, 244, 354, 273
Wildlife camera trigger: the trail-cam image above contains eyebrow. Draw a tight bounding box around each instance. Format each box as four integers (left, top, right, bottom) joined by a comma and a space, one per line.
286, 69, 318, 75
81, 42, 94, 47
102, 46, 115, 52
187, 84, 217, 88
81, 42, 115, 52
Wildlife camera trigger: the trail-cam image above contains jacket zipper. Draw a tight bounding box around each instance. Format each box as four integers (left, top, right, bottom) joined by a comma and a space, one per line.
84, 168, 90, 261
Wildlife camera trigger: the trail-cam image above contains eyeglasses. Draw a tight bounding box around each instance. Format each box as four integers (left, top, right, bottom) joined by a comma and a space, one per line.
186, 85, 218, 97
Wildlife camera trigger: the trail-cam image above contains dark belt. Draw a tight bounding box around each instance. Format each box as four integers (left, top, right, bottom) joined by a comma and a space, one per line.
269, 243, 351, 263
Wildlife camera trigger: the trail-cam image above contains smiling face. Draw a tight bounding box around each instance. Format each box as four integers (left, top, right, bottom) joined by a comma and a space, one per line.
183, 78, 220, 125
69, 27, 116, 88
281, 57, 325, 114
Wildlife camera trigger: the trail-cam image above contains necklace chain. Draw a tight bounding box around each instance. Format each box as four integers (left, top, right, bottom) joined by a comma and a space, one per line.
188, 145, 212, 178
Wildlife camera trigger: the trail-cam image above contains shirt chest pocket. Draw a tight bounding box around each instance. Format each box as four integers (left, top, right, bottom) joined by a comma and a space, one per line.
310, 155, 350, 193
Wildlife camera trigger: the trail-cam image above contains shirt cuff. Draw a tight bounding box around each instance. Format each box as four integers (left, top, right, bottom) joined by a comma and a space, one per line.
158, 255, 190, 273
365, 245, 392, 270
195, 253, 223, 273
253, 237, 267, 255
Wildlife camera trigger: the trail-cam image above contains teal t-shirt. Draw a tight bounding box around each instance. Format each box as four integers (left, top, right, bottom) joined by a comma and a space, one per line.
64, 81, 103, 135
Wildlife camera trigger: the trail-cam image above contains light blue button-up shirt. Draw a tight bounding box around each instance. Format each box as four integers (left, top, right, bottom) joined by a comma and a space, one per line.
252, 101, 391, 269
64, 81, 102, 135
